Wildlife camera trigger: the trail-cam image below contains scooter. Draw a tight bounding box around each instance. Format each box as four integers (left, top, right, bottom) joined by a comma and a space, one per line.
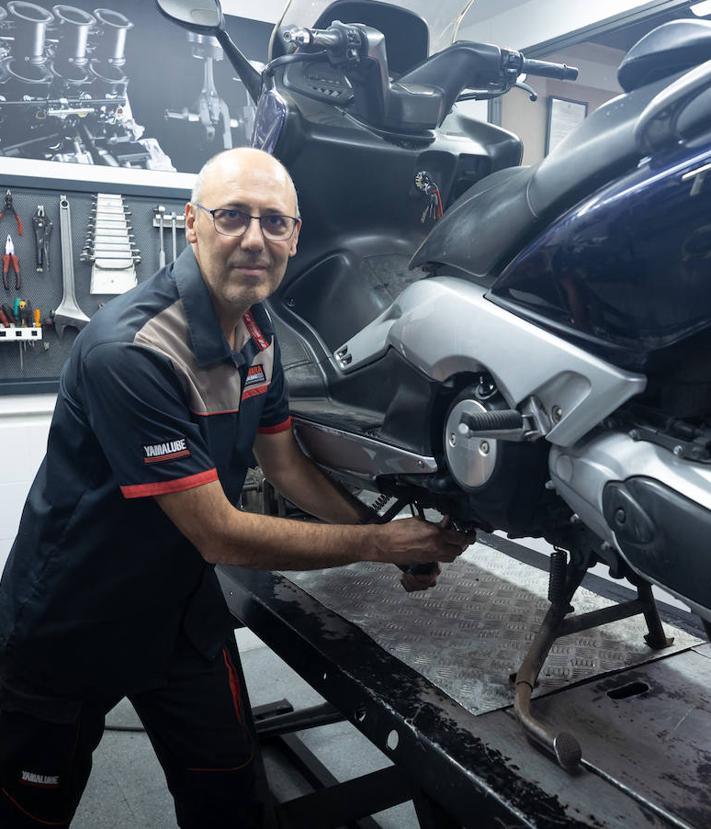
156, 0, 711, 772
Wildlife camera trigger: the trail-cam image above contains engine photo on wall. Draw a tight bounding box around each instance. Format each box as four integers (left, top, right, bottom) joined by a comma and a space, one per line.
0, 1, 271, 172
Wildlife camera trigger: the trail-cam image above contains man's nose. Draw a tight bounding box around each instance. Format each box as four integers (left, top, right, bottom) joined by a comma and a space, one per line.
240, 216, 266, 251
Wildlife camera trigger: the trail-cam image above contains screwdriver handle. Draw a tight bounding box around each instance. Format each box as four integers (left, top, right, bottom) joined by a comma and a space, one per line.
33, 307, 41, 328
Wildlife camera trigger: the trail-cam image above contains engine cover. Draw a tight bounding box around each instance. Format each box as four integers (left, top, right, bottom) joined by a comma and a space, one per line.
444, 397, 498, 490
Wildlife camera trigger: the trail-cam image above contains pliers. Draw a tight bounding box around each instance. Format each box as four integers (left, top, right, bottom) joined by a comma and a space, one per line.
3, 235, 20, 291
0, 190, 23, 236
32, 205, 52, 272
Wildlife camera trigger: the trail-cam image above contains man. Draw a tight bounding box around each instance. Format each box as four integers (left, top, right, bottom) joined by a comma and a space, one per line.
0, 148, 471, 828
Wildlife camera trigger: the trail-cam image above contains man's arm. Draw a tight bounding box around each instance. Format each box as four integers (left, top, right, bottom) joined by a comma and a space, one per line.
156, 479, 468, 571
253, 428, 372, 524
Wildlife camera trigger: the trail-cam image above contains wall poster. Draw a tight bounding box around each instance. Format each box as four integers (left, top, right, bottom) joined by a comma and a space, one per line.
0, 1, 273, 184
546, 96, 588, 155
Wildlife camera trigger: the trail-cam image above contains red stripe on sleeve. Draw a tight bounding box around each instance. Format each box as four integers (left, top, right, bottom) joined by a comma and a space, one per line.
257, 417, 292, 435
120, 468, 218, 499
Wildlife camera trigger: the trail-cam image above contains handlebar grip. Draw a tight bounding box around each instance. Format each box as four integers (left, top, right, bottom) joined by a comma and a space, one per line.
282, 25, 346, 49
522, 58, 578, 81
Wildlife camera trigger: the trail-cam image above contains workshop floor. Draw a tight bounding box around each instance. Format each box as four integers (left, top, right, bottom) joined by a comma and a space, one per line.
72, 635, 417, 829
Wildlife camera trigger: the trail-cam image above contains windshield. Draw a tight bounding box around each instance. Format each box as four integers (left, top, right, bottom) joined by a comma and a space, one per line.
274, 0, 477, 56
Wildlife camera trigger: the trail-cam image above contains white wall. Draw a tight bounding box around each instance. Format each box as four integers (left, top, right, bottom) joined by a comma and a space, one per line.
0, 395, 55, 572
460, 0, 654, 50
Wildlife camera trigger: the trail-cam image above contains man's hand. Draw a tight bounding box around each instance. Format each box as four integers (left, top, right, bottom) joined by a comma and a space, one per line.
371, 518, 472, 566
370, 518, 476, 593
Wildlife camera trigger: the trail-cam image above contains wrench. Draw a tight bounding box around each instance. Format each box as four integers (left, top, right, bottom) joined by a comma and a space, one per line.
55, 195, 90, 338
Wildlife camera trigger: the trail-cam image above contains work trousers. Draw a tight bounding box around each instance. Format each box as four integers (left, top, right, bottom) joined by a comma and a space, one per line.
0, 634, 263, 828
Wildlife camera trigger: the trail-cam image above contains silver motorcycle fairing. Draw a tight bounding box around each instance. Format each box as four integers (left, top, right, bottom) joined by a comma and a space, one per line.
333, 277, 646, 447
550, 432, 711, 619
292, 419, 438, 486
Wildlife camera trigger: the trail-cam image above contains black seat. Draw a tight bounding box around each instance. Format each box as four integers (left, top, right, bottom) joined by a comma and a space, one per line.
411, 71, 676, 280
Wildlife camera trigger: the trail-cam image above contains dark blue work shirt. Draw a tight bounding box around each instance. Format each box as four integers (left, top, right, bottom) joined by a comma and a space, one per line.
0, 246, 290, 699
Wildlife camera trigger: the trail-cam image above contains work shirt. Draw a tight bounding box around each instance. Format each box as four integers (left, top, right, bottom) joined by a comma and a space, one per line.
0, 246, 291, 700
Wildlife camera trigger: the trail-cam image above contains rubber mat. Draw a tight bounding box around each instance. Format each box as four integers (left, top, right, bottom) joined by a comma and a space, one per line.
284, 543, 701, 715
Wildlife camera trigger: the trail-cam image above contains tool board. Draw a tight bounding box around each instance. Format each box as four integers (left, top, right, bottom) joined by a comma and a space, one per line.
0, 183, 189, 396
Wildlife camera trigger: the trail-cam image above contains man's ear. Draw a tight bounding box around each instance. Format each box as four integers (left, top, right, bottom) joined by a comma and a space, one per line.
185, 203, 198, 244
289, 220, 301, 257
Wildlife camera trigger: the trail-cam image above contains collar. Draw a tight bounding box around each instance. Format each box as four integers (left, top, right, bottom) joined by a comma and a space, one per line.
172, 246, 274, 369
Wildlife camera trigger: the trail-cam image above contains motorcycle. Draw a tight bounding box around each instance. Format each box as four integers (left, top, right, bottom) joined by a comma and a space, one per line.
156, 0, 711, 772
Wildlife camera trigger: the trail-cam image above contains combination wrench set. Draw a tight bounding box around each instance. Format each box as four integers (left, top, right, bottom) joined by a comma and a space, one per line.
0, 185, 188, 393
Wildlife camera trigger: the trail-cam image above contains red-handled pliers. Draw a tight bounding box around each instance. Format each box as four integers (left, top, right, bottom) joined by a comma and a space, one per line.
0, 191, 23, 236
3, 235, 20, 291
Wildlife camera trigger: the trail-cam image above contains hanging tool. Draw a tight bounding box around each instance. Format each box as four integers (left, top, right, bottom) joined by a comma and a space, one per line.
2, 304, 16, 325
82, 193, 139, 295
154, 210, 185, 263
0, 190, 24, 236
3, 235, 20, 291
0, 306, 10, 328
18, 300, 34, 349
32, 205, 53, 272
156, 204, 166, 268
170, 212, 178, 261
55, 195, 90, 338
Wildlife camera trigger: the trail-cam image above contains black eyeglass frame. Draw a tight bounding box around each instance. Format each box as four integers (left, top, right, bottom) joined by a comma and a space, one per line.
194, 202, 301, 240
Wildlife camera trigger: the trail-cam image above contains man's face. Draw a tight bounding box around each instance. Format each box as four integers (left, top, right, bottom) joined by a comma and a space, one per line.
185, 157, 300, 311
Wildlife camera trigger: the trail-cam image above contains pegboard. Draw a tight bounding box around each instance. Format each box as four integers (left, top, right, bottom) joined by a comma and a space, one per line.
0, 183, 188, 395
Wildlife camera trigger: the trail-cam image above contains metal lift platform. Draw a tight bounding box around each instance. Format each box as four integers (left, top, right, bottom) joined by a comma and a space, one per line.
217, 534, 711, 829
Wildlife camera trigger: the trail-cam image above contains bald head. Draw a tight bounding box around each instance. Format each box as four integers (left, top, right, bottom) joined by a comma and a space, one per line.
191, 147, 299, 217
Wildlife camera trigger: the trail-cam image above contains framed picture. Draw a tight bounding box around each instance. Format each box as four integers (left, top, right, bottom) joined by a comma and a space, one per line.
0, 1, 272, 187
546, 96, 588, 155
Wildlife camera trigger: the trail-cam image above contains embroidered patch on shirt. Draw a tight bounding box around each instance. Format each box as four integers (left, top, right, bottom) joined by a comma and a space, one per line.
143, 438, 192, 464
245, 365, 267, 387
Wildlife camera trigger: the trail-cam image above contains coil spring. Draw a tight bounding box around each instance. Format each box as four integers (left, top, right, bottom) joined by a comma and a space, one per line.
548, 548, 568, 604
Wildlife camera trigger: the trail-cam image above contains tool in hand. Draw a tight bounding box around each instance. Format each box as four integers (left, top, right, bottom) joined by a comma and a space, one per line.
3, 235, 20, 290
32, 205, 53, 272
157, 204, 166, 268
0, 190, 24, 236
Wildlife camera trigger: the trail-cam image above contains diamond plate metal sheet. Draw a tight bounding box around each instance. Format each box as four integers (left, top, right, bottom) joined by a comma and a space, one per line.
284, 543, 700, 716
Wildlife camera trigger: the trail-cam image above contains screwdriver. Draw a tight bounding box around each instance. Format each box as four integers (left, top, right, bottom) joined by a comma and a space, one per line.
2, 303, 16, 325
5, 301, 22, 370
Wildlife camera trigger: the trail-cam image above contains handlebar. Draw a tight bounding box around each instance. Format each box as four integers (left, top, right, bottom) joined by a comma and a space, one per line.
520, 57, 579, 82
282, 26, 343, 49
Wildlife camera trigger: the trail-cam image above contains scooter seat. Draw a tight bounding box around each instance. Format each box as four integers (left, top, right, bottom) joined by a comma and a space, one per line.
411, 72, 677, 281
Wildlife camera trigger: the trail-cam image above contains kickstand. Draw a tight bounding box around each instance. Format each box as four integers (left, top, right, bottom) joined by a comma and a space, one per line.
513, 547, 673, 773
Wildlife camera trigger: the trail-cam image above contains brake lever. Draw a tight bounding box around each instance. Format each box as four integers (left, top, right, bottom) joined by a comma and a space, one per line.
514, 79, 538, 102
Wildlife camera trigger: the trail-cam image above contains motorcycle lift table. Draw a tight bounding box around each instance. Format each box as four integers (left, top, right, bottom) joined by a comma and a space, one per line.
217, 534, 711, 829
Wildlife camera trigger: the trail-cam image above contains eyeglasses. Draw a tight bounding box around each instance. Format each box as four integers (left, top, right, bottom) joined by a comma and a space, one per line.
194, 203, 300, 241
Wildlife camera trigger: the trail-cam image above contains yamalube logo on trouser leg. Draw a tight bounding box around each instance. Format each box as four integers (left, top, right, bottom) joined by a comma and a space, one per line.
20, 770, 60, 787
143, 437, 192, 464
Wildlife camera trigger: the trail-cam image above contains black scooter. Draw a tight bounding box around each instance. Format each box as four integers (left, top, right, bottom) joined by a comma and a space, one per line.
157, 0, 711, 771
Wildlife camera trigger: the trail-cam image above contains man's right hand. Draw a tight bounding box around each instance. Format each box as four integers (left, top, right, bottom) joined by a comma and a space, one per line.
370, 518, 471, 566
